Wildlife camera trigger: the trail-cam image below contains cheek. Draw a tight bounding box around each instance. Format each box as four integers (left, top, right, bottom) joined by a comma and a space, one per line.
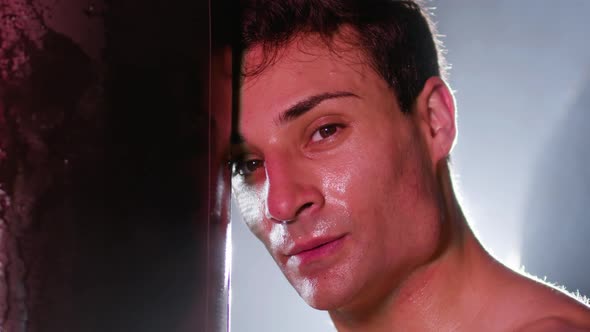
374, 147, 442, 259
343, 135, 430, 233
232, 184, 265, 236
320, 170, 352, 213
233, 182, 290, 258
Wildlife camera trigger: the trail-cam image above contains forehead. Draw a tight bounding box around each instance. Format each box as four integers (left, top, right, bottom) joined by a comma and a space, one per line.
240, 35, 390, 128
243, 35, 369, 82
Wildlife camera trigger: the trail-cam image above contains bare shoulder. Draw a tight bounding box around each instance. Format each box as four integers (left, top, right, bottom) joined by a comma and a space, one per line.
505, 269, 590, 332
513, 286, 590, 331
517, 317, 590, 332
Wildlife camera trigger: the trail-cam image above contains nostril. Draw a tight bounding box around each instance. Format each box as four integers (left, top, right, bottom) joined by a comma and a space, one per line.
295, 202, 314, 217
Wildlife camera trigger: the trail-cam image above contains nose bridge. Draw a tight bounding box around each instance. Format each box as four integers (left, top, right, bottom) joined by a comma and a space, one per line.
264, 153, 320, 223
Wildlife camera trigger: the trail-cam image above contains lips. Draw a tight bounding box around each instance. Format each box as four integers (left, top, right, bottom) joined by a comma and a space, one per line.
285, 234, 348, 266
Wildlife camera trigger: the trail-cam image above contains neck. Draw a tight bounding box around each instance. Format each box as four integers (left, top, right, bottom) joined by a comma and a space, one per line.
329, 162, 506, 331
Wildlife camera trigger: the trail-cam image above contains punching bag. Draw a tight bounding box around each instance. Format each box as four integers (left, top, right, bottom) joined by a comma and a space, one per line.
0, 0, 232, 330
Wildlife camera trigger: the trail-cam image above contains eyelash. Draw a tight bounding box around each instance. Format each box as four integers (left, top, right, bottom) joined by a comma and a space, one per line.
230, 123, 345, 178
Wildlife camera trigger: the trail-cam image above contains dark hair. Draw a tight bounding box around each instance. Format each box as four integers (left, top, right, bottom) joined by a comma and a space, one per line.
238, 0, 447, 113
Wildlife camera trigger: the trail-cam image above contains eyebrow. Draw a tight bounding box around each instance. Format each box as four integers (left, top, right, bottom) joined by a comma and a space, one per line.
276, 91, 359, 126
230, 91, 359, 146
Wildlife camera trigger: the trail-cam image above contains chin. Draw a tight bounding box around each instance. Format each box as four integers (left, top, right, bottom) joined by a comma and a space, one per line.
301, 292, 346, 311
290, 275, 355, 311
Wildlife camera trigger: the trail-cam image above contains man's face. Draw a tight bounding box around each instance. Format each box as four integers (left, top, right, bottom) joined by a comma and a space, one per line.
232, 36, 444, 311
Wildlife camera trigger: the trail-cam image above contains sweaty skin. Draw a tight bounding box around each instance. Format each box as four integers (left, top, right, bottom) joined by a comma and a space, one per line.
231, 34, 590, 331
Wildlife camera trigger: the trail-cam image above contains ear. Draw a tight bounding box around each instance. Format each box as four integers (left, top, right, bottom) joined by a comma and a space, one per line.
413, 77, 457, 163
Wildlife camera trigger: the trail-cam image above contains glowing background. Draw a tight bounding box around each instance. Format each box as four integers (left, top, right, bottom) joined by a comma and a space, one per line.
231, 1, 590, 330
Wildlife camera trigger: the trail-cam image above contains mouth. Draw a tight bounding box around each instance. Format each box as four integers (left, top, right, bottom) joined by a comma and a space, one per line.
286, 234, 348, 266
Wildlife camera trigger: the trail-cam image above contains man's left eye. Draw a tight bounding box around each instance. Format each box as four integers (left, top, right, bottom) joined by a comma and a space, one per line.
310, 124, 342, 142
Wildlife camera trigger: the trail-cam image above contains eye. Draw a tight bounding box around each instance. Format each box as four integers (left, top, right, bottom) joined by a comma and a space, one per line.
232, 158, 264, 177
310, 124, 343, 143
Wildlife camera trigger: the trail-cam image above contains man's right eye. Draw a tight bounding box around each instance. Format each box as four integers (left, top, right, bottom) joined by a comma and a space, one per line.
232, 159, 264, 177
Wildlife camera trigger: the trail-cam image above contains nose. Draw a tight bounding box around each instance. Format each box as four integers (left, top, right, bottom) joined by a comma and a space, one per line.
264, 158, 324, 224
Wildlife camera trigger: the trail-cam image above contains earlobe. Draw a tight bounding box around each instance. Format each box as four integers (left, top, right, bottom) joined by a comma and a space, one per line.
417, 77, 457, 161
